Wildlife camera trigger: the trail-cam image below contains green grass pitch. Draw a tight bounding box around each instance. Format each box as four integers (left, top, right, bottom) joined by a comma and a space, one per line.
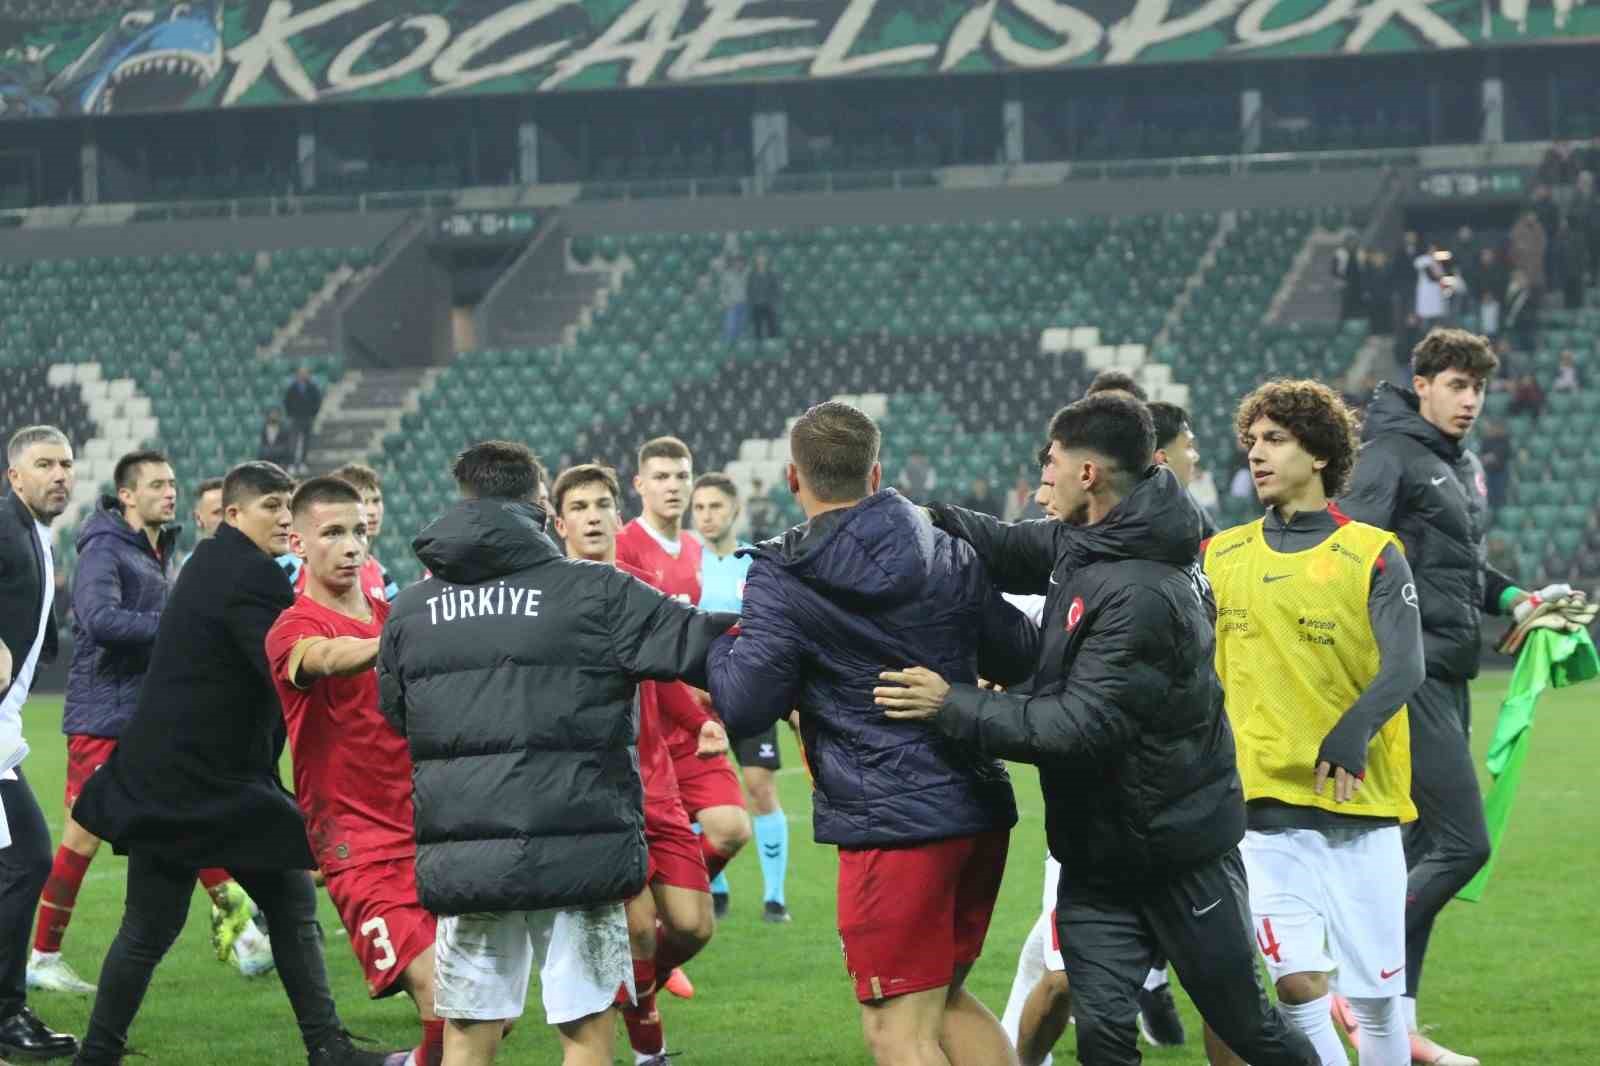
12, 672, 1594, 1063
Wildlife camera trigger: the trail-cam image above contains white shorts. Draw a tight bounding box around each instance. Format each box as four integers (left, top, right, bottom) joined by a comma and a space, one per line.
1240, 825, 1407, 999
434, 904, 633, 1026
1041, 855, 1064, 972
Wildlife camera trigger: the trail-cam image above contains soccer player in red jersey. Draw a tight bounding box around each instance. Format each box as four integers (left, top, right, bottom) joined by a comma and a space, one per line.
266, 477, 441, 1066
554, 463, 727, 1066
615, 438, 751, 886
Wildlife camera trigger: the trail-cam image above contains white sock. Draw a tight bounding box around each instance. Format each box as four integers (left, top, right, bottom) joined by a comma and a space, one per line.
1399, 995, 1418, 1034
1001, 910, 1050, 1043
1281, 993, 1351, 1066
1143, 966, 1169, 991
1346, 997, 1409, 1066
635, 1047, 665, 1066
30, 950, 57, 961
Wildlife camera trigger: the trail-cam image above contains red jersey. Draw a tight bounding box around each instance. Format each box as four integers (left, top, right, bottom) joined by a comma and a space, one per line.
617, 521, 710, 762
617, 558, 713, 801
295, 554, 392, 604
266, 592, 416, 874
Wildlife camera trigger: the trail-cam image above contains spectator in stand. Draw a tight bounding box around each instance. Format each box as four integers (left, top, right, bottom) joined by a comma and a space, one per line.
1492, 335, 1517, 379
1537, 141, 1579, 188
1332, 234, 1365, 320
1504, 269, 1538, 352
1003, 473, 1033, 522
1474, 247, 1509, 338
257, 410, 295, 469
1510, 374, 1546, 417
748, 253, 782, 340
1453, 225, 1481, 269
1510, 210, 1547, 296
1479, 419, 1512, 513
1392, 232, 1422, 365
282, 368, 322, 473
1531, 185, 1561, 244
1554, 219, 1589, 309
960, 476, 999, 516
1364, 250, 1392, 335
896, 450, 938, 500
718, 253, 748, 345
1413, 241, 1450, 333
1552, 349, 1582, 393
1577, 171, 1600, 279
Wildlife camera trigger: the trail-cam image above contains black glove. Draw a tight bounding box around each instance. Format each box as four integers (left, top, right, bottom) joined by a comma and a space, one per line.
1316, 715, 1371, 779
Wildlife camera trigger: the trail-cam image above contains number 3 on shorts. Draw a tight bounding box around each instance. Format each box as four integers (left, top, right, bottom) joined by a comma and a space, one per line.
360, 916, 397, 972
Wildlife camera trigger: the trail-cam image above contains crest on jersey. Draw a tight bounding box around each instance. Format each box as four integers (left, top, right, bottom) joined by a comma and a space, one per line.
1064, 596, 1085, 633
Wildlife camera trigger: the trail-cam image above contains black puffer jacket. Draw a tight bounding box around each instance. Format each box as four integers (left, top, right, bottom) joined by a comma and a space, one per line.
931, 468, 1245, 894
378, 499, 738, 915
1341, 383, 1515, 681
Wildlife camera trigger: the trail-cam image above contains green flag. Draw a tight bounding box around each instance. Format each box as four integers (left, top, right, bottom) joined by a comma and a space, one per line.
1457, 626, 1599, 902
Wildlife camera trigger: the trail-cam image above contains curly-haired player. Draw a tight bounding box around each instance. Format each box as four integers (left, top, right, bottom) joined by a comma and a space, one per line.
1203, 380, 1425, 1066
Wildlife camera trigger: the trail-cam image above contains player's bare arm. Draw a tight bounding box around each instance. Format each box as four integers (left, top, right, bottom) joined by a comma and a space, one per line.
290, 636, 381, 684
0, 637, 11, 693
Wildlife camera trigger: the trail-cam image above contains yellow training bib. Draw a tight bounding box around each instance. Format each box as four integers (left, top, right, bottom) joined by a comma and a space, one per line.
1204, 517, 1416, 822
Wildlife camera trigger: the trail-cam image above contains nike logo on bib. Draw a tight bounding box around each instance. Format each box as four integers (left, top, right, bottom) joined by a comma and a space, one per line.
1262, 574, 1292, 584
1192, 899, 1222, 917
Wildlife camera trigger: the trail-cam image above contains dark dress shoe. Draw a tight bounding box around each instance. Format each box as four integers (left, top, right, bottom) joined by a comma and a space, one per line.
0, 1007, 78, 1060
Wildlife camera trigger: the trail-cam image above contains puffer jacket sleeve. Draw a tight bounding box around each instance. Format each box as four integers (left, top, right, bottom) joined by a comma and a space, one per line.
930, 505, 1070, 596
73, 545, 161, 648
707, 559, 805, 740
934, 585, 1170, 765
377, 621, 407, 737
607, 567, 737, 689
975, 584, 1041, 688
1341, 441, 1407, 531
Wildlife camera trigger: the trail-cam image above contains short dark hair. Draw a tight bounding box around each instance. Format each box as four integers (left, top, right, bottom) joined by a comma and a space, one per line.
1146, 402, 1191, 451
1234, 379, 1359, 497
637, 436, 692, 469
693, 472, 738, 501
1411, 327, 1500, 382
789, 401, 881, 503
290, 475, 363, 518
551, 463, 621, 514
1047, 393, 1154, 488
1085, 369, 1149, 402
114, 449, 170, 491
222, 461, 294, 509
453, 440, 547, 501
330, 463, 381, 495
195, 476, 224, 499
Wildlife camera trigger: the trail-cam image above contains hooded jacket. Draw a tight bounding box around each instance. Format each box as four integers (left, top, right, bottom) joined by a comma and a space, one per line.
1341, 383, 1515, 682
378, 499, 738, 916
707, 489, 1038, 849
929, 468, 1246, 893
64, 497, 180, 738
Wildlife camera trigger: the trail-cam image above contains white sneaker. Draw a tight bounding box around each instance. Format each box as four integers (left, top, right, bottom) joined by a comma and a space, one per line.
231, 919, 275, 978
1411, 1030, 1481, 1066
26, 950, 96, 994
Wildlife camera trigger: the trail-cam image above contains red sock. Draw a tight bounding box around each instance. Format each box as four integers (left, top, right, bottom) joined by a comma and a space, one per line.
699, 834, 731, 880
653, 920, 701, 975
197, 868, 232, 892
34, 848, 92, 954
622, 958, 663, 1054
416, 1019, 445, 1066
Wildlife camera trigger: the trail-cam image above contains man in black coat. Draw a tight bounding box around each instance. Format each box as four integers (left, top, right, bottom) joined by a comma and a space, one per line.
378, 441, 737, 1066
0, 425, 79, 1061
71, 461, 398, 1066
875, 395, 1317, 1066
283, 368, 323, 471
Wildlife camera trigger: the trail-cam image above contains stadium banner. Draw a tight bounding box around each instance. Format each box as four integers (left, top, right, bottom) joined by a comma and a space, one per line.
1407, 166, 1530, 203
435, 208, 541, 241
0, 0, 1596, 119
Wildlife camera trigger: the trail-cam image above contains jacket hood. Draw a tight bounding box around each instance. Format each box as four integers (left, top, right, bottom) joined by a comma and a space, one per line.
77, 495, 180, 556
414, 499, 561, 583
759, 490, 937, 607
1364, 382, 1462, 461
1068, 466, 1202, 568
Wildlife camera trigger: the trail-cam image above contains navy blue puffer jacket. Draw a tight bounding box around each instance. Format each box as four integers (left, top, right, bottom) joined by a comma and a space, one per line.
708, 490, 1037, 849
64, 498, 179, 738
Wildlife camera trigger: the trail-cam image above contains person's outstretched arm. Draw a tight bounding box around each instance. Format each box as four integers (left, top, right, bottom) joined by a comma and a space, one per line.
706, 560, 805, 740
929, 504, 1073, 596
607, 567, 738, 689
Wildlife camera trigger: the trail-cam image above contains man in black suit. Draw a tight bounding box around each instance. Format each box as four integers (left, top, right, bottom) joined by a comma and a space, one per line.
71, 461, 399, 1066
0, 425, 79, 1062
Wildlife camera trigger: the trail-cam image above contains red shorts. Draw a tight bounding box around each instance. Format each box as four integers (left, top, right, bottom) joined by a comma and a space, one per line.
837, 829, 1009, 1003
671, 752, 745, 818
65, 735, 119, 809
644, 797, 709, 893
324, 856, 437, 998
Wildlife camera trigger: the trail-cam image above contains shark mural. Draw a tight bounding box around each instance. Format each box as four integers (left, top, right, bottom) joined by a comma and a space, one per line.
0, 0, 1593, 119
